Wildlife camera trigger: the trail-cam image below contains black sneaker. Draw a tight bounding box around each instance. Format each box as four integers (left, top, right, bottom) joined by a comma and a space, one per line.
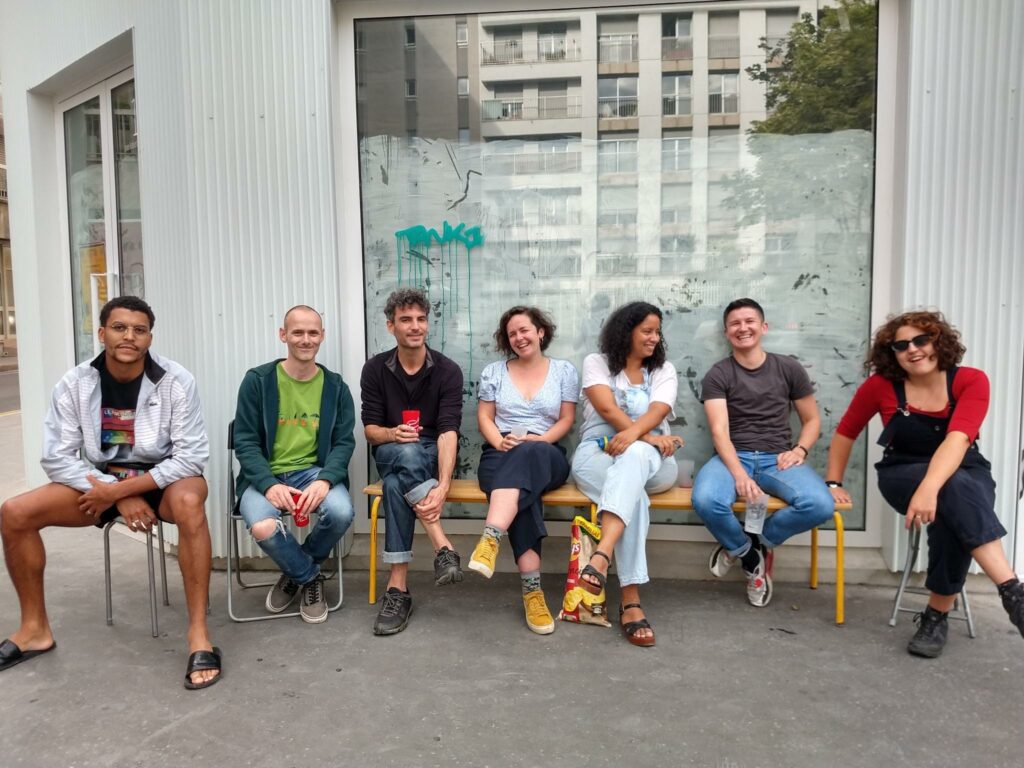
373, 587, 413, 636
907, 606, 949, 658
265, 574, 300, 613
433, 546, 464, 586
1001, 581, 1024, 638
299, 574, 328, 624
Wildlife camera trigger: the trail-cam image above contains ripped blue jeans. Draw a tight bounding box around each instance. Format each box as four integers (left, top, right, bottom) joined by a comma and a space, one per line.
239, 466, 354, 584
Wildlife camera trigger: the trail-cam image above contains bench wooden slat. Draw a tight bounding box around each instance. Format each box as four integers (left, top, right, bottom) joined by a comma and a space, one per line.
361, 480, 853, 514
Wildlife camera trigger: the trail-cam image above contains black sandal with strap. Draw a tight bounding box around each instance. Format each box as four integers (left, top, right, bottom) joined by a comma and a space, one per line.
619, 602, 655, 647
578, 550, 610, 596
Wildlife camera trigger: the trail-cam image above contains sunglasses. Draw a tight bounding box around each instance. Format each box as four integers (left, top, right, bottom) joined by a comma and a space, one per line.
890, 334, 933, 353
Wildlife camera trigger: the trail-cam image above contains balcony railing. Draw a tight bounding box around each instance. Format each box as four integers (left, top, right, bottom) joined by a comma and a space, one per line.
0, 167, 7, 200
598, 96, 638, 119
538, 209, 582, 226
481, 39, 581, 65
598, 34, 638, 63
481, 96, 582, 121
484, 151, 583, 175
662, 95, 692, 116
598, 210, 638, 227
708, 34, 740, 58
662, 36, 694, 60
708, 93, 739, 114
598, 152, 638, 174
662, 150, 691, 172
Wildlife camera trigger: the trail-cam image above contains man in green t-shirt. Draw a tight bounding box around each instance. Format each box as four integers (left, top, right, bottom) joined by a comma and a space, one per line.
233, 306, 356, 623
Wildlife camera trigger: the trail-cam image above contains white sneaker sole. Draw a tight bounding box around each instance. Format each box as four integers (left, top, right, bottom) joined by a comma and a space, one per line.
467, 559, 494, 579
526, 619, 555, 635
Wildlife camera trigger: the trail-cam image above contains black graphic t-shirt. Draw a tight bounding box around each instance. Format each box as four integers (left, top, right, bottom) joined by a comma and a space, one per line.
99, 366, 145, 461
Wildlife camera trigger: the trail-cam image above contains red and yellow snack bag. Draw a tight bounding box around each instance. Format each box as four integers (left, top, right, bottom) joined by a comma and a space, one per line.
558, 515, 611, 627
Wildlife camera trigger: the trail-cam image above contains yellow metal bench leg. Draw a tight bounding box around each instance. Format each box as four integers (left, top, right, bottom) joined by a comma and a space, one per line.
834, 510, 845, 626
810, 527, 819, 589
369, 497, 380, 604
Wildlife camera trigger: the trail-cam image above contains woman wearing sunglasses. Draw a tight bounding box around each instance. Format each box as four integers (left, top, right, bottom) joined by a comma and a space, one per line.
825, 310, 1023, 658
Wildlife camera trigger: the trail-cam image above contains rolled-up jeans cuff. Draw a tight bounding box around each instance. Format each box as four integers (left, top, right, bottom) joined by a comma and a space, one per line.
404, 479, 438, 506
383, 550, 413, 564
618, 572, 649, 587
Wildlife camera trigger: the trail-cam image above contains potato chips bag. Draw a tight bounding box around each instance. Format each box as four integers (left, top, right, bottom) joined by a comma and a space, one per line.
558, 514, 611, 627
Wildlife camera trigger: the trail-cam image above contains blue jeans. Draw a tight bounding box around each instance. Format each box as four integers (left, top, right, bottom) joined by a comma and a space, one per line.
239, 466, 354, 584
374, 440, 439, 564
571, 440, 677, 586
692, 453, 834, 555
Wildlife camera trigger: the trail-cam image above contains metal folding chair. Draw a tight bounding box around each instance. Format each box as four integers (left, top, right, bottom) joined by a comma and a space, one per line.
225, 420, 344, 622
103, 518, 170, 638
890, 525, 976, 637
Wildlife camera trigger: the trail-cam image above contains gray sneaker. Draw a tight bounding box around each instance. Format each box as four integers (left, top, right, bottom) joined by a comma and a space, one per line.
373, 587, 413, 635
433, 546, 464, 586
299, 574, 329, 624
266, 574, 300, 613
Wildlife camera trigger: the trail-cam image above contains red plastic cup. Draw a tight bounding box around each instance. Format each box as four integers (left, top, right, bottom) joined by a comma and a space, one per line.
402, 410, 421, 431
291, 491, 309, 527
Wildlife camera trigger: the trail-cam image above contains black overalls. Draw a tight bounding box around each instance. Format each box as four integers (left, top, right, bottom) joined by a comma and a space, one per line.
874, 367, 1005, 595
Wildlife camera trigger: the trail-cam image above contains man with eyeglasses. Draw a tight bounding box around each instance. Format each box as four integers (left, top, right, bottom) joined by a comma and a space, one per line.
0, 296, 221, 689
232, 305, 355, 624
692, 298, 834, 608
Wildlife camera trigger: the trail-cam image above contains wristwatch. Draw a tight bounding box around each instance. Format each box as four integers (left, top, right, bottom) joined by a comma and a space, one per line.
825, 480, 843, 488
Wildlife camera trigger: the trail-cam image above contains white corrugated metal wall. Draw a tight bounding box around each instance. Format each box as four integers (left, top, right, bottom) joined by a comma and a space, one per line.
899, 0, 1024, 567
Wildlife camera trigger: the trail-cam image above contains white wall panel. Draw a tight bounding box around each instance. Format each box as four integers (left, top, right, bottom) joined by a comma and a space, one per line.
900, 0, 1024, 567
1, 0, 340, 557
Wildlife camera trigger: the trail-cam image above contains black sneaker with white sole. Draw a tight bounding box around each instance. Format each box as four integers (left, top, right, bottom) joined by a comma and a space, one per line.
299, 574, 329, 624
373, 587, 413, 636
266, 574, 300, 613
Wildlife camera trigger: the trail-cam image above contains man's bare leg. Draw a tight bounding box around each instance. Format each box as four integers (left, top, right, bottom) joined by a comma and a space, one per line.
159, 477, 217, 687
1, 484, 96, 652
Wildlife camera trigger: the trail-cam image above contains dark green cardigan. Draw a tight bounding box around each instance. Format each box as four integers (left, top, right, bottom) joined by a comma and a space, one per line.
233, 360, 355, 500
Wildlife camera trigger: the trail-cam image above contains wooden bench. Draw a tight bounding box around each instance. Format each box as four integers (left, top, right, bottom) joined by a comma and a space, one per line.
362, 480, 850, 625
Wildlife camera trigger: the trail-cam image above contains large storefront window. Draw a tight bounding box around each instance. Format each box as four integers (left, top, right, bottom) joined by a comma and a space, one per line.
356, 2, 878, 528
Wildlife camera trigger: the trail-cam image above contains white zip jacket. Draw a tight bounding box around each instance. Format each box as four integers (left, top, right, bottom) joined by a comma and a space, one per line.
41, 352, 210, 492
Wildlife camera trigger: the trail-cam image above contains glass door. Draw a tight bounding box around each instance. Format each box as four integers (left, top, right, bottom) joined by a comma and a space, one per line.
59, 70, 143, 363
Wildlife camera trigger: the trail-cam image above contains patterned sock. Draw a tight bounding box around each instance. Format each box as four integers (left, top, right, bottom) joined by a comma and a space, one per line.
483, 524, 504, 541
521, 570, 541, 595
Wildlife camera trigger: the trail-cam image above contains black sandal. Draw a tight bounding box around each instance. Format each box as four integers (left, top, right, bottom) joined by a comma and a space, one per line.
184, 646, 223, 690
619, 603, 655, 647
578, 550, 610, 596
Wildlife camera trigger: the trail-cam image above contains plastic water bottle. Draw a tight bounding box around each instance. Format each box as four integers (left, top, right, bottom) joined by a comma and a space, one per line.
744, 494, 768, 535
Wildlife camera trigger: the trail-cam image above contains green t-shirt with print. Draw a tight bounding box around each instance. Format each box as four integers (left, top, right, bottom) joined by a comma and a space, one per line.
269, 364, 324, 475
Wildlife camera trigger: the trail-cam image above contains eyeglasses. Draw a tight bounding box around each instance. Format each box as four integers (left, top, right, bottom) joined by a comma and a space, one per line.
890, 334, 932, 353
106, 323, 151, 337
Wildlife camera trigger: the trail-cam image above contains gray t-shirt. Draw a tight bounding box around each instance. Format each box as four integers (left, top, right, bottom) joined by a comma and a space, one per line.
700, 352, 814, 454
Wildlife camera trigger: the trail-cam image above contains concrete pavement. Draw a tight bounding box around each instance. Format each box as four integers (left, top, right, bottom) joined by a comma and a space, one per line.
1, 409, 1022, 767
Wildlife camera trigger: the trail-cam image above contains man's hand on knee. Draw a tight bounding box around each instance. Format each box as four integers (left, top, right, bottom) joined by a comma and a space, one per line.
79, 475, 119, 518
413, 485, 445, 523
115, 496, 158, 532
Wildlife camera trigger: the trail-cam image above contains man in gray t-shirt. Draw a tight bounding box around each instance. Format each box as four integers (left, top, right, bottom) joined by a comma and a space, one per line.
692, 298, 834, 608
